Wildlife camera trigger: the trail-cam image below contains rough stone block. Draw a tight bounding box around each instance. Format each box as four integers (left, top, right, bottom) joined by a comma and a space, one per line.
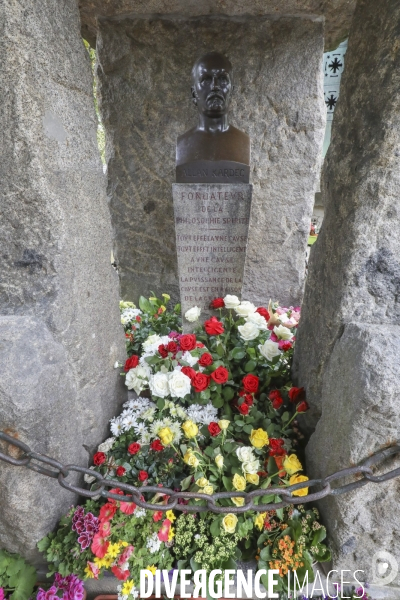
306, 322, 400, 587
97, 16, 325, 307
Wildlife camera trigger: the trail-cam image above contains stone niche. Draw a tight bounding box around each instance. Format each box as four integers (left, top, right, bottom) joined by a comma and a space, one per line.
97, 15, 325, 307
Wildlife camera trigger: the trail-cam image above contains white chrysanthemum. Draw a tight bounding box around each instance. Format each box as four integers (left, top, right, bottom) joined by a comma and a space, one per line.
146, 532, 162, 553
235, 301, 256, 317
185, 306, 201, 322
170, 421, 182, 443
122, 414, 137, 431
168, 370, 191, 398
238, 321, 260, 341
149, 372, 170, 398
141, 431, 152, 445
181, 351, 199, 367
245, 311, 269, 330
110, 418, 124, 437
161, 416, 173, 428
273, 324, 294, 341
150, 420, 164, 436
236, 446, 255, 463
123, 396, 149, 411
223, 294, 240, 309
125, 364, 150, 394
176, 406, 188, 419
133, 422, 147, 438
98, 437, 115, 453
121, 308, 142, 325
141, 407, 156, 422
258, 339, 281, 361
186, 403, 218, 425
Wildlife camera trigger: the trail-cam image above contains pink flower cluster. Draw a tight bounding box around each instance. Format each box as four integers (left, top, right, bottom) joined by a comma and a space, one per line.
72, 506, 99, 551
36, 574, 84, 600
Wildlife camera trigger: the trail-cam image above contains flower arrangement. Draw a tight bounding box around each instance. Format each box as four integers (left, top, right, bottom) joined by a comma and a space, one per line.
39, 293, 331, 599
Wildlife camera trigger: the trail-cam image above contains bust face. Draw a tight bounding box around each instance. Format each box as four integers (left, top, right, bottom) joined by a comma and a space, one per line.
191, 53, 233, 118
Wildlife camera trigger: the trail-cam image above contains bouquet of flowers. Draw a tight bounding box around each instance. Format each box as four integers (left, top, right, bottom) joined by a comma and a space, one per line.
39, 293, 331, 598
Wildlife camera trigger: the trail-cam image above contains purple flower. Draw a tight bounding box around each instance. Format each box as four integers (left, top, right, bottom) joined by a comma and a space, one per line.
36, 586, 58, 600
0, 588, 4, 600
77, 532, 92, 550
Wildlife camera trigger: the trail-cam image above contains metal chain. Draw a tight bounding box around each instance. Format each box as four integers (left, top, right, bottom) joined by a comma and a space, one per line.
1, 431, 399, 514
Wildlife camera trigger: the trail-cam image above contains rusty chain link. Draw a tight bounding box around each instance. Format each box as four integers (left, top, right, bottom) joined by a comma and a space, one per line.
1, 431, 399, 514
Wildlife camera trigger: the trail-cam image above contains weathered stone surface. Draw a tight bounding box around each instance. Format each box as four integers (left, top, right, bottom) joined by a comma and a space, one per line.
0, 0, 125, 562
293, 0, 400, 429
97, 16, 325, 307
173, 184, 251, 322
79, 0, 354, 52
306, 323, 400, 587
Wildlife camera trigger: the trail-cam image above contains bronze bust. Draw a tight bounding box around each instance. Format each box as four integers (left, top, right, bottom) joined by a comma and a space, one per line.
176, 52, 250, 183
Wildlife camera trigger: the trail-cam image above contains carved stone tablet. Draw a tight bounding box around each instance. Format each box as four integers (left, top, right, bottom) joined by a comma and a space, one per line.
173, 183, 252, 324
176, 160, 250, 184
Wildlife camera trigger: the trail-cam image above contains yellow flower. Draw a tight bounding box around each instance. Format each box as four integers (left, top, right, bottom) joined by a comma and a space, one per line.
94, 556, 113, 568
203, 485, 214, 495
159, 305, 166, 313
166, 510, 176, 522
246, 473, 259, 485
159, 427, 174, 446
120, 301, 136, 309
162, 294, 170, 301
222, 513, 238, 534
218, 419, 230, 430
183, 450, 199, 468
119, 541, 128, 548
168, 526, 175, 542
232, 473, 246, 491
122, 580, 135, 595
255, 512, 267, 530
283, 454, 303, 475
196, 477, 209, 488
289, 474, 309, 496
182, 420, 198, 439
149, 297, 157, 301
232, 497, 245, 507
105, 542, 121, 559
250, 428, 269, 449
215, 454, 224, 469
146, 565, 157, 575
84, 564, 96, 579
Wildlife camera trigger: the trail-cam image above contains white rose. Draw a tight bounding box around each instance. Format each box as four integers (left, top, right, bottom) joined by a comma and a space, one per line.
258, 340, 281, 361
185, 306, 201, 322
149, 372, 170, 398
235, 301, 256, 317
223, 294, 240, 309
168, 370, 191, 399
242, 459, 261, 475
181, 351, 199, 367
236, 446, 255, 463
273, 324, 294, 340
125, 365, 149, 394
98, 437, 115, 453
143, 334, 162, 351
245, 312, 268, 330
238, 321, 260, 341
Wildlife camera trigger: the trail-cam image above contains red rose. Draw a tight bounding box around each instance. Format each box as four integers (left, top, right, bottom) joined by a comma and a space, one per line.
116, 466, 126, 477
180, 334, 197, 351
296, 400, 309, 413
158, 344, 169, 358
196, 342, 205, 348
208, 422, 221, 436
192, 372, 211, 393
242, 374, 259, 394
204, 316, 224, 336
238, 402, 249, 415
210, 297, 225, 309
93, 452, 107, 466
128, 442, 141, 455
279, 340, 292, 351
239, 390, 253, 405
269, 389, 283, 410
199, 353, 213, 367
124, 355, 139, 371
150, 439, 164, 452
256, 307, 270, 321
288, 387, 306, 403
181, 366, 196, 380
269, 438, 286, 457
167, 341, 178, 354
138, 470, 148, 482
136, 315, 141, 322
210, 366, 229, 384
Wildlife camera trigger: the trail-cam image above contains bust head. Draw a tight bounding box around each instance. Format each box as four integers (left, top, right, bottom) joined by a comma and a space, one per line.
191, 52, 233, 118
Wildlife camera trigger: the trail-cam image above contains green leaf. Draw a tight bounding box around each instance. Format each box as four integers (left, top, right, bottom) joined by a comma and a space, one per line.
212, 396, 224, 408
222, 386, 235, 401
210, 518, 221, 537
312, 526, 327, 545
231, 348, 245, 360
156, 398, 165, 409
180, 475, 192, 491
139, 296, 153, 313
260, 546, 271, 561
222, 476, 233, 491
244, 360, 257, 372
216, 344, 225, 357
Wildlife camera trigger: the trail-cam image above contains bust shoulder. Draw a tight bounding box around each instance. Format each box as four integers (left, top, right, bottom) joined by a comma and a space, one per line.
176, 125, 250, 165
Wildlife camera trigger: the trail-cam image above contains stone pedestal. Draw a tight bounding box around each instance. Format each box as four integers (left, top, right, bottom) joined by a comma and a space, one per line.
173, 184, 252, 320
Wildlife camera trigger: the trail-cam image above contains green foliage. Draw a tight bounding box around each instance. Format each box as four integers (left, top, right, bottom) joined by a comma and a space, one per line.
0, 549, 36, 600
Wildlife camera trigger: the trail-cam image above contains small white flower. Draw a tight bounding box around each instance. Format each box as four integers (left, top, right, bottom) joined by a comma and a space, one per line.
236, 446, 255, 463
135, 508, 146, 518
122, 414, 137, 431
168, 370, 191, 398
110, 418, 124, 437
235, 301, 256, 317
146, 532, 162, 553
114, 361, 120, 369
273, 324, 294, 341
258, 339, 281, 361
181, 351, 199, 367
242, 459, 261, 475
143, 333, 162, 351
245, 312, 268, 330
98, 437, 115, 453
125, 364, 150, 394
185, 306, 201, 322
223, 294, 240, 309
238, 321, 260, 341
149, 372, 170, 398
